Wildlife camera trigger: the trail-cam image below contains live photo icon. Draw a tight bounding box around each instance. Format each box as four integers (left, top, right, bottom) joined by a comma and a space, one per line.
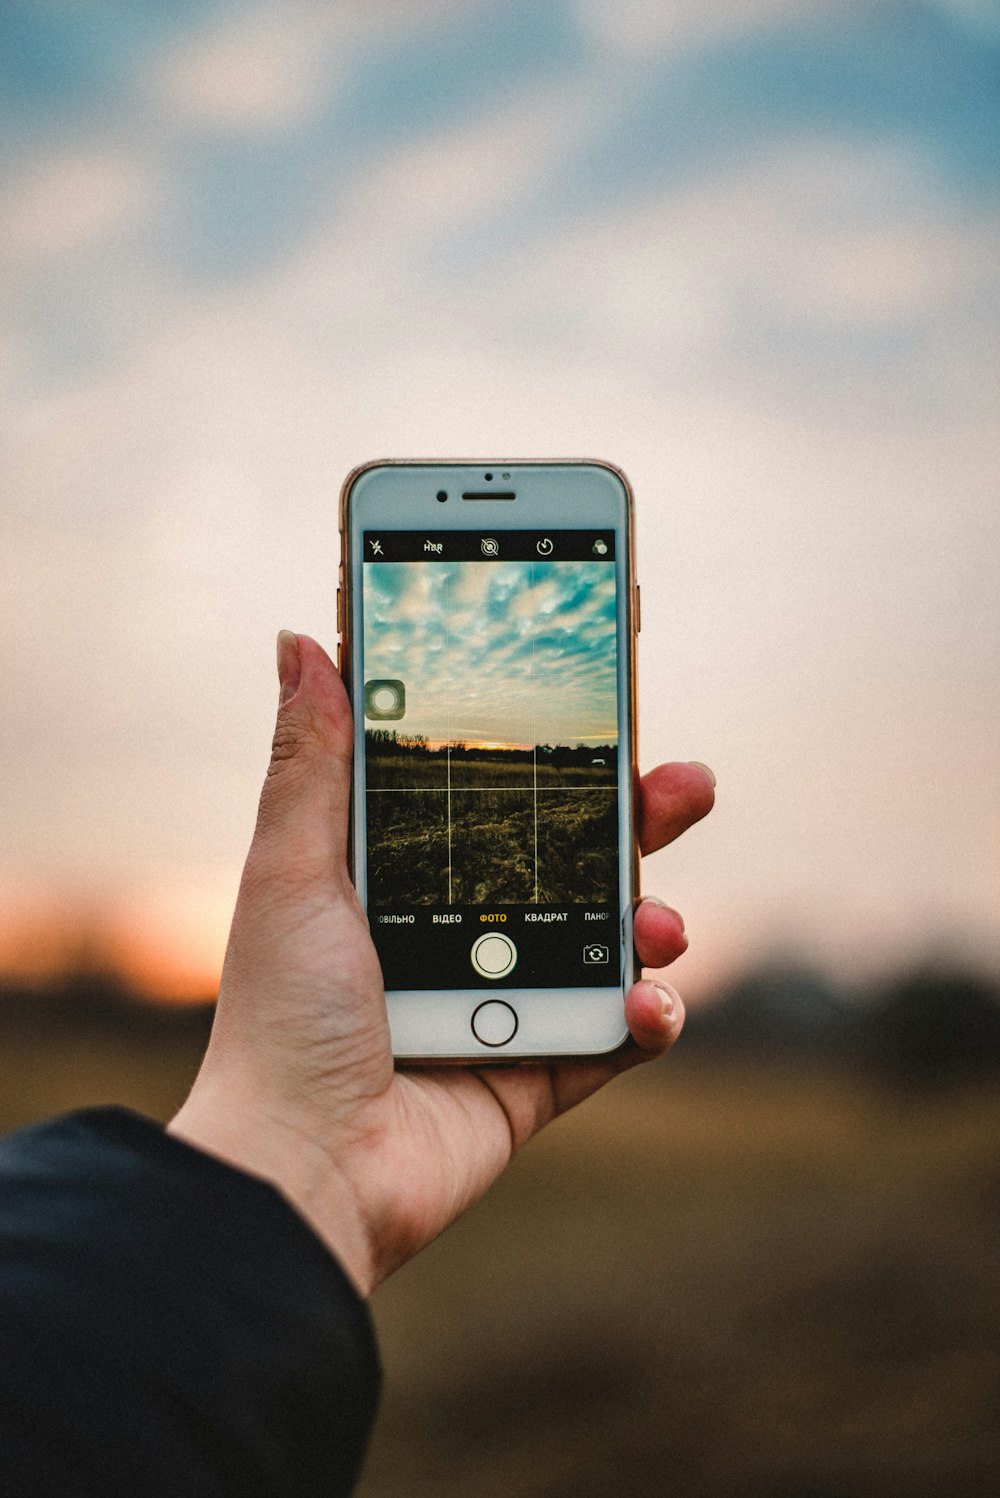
364, 679, 406, 721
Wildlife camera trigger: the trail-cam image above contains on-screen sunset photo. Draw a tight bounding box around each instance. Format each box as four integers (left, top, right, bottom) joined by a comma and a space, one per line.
363, 558, 618, 904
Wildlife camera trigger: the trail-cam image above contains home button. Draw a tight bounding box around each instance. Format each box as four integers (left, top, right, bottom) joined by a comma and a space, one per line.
471, 1000, 519, 1048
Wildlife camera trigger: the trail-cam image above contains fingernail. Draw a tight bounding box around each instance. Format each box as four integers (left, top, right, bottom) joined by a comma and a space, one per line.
652, 981, 680, 1019
276, 630, 301, 705
642, 896, 685, 932
688, 761, 716, 786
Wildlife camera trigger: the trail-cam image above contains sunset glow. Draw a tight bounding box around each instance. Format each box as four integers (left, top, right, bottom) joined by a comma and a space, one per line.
0, 887, 226, 1003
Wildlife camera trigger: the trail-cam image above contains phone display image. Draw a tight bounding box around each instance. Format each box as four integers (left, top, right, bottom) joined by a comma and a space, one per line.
359, 529, 623, 992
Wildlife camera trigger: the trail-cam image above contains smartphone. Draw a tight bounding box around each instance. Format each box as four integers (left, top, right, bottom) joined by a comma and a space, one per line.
338, 460, 640, 1061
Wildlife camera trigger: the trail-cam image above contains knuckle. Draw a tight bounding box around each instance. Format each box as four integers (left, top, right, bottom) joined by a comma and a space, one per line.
267, 716, 303, 773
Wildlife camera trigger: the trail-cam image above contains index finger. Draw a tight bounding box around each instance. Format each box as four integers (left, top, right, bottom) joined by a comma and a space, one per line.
637, 762, 715, 856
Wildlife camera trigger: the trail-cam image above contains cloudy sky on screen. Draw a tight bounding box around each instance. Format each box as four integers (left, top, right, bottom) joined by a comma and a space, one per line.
364, 560, 618, 748
1, 0, 997, 993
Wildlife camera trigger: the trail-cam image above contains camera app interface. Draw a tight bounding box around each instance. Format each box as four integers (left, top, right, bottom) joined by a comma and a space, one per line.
362, 530, 621, 991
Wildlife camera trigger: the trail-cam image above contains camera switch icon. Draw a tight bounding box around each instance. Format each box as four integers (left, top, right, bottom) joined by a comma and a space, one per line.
365, 679, 406, 721
583, 943, 610, 964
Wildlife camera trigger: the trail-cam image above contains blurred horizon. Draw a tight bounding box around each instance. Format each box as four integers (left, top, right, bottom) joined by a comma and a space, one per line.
2, 0, 998, 1003
1, 914, 997, 1023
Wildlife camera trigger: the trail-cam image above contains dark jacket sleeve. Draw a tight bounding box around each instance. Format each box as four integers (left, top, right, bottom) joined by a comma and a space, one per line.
0, 1107, 380, 1497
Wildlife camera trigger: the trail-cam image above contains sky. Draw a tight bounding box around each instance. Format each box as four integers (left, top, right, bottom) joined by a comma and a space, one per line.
1, 0, 998, 998
363, 559, 619, 749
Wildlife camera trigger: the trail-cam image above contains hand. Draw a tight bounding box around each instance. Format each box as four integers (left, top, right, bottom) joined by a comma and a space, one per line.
169, 633, 715, 1296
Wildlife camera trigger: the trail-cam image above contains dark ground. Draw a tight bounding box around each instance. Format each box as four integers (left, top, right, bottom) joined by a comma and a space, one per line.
0, 969, 997, 1498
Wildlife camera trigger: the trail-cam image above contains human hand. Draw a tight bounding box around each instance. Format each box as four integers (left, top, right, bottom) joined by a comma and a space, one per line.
169, 633, 715, 1296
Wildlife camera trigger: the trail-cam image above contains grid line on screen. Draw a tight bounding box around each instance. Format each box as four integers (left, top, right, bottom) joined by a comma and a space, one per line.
531, 558, 537, 904
446, 607, 452, 905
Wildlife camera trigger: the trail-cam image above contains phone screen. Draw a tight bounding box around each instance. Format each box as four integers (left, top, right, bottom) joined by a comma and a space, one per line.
360, 528, 622, 991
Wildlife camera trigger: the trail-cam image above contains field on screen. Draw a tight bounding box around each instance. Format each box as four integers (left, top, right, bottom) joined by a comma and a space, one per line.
365, 737, 617, 905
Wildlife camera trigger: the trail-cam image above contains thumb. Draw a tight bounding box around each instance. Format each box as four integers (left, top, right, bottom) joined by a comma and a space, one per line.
249, 631, 354, 882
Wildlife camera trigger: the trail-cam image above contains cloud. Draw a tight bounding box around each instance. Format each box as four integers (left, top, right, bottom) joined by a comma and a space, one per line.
152, 0, 483, 134
154, 10, 332, 134
425, 131, 1000, 423
774, 216, 999, 323
932, 0, 1000, 41
0, 148, 152, 261
254, 74, 600, 358
574, 0, 836, 58
346, 75, 596, 230
257, 113, 987, 401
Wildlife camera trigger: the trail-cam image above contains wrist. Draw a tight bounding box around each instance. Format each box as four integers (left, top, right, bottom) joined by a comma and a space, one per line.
168, 1090, 377, 1298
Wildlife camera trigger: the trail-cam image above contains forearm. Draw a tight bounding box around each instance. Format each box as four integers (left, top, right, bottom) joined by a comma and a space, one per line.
0, 1109, 380, 1497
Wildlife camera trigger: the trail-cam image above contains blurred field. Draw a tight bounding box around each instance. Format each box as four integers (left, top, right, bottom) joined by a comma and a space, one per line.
0, 1001, 211, 1136
1, 994, 996, 1497
362, 1057, 1000, 1498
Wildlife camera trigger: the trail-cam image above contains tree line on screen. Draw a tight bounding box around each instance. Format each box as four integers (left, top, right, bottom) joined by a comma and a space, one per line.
365, 729, 615, 768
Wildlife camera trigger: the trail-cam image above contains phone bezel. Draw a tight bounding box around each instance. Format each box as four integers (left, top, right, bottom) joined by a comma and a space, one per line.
339, 459, 640, 1062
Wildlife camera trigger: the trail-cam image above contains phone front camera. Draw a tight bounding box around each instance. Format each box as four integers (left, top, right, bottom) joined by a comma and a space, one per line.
437, 490, 448, 502
484, 472, 493, 481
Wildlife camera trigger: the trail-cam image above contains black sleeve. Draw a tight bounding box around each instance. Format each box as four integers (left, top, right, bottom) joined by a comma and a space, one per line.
0, 1107, 380, 1497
